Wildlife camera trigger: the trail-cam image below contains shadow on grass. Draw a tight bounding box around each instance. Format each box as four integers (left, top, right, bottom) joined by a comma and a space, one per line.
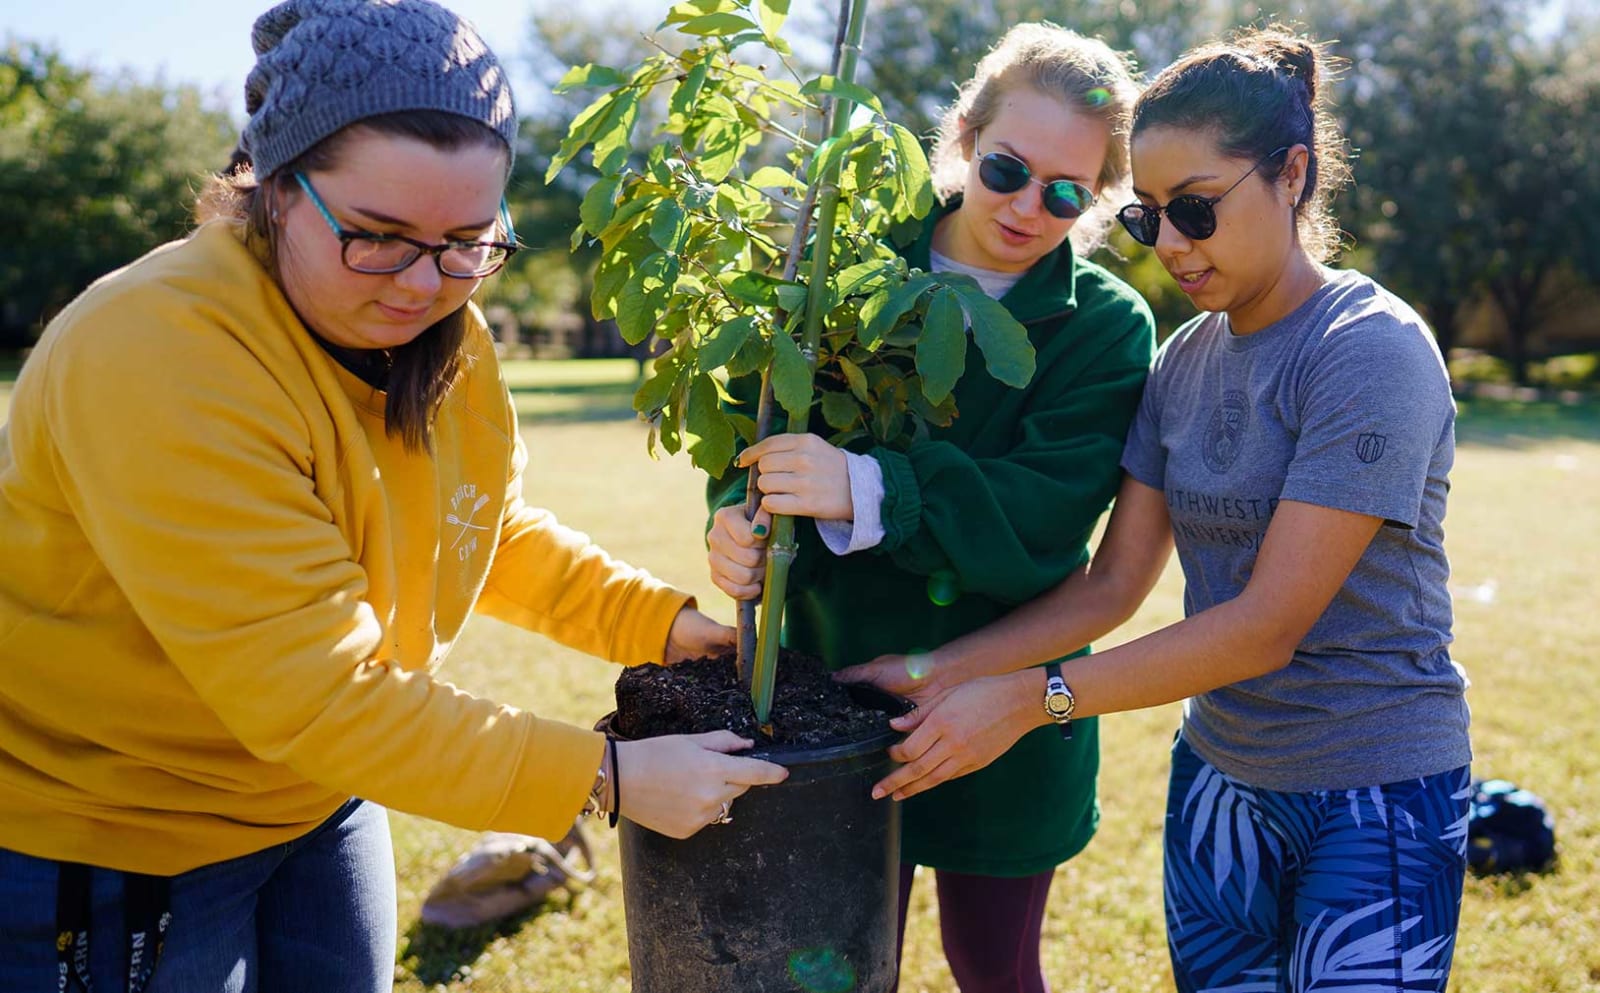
1469, 858, 1561, 898
1455, 396, 1600, 448
397, 889, 589, 985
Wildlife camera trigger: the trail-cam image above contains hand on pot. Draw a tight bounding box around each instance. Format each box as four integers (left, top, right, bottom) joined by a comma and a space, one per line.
834, 651, 956, 708
869, 672, 1034, 802
616, 731, 788, 838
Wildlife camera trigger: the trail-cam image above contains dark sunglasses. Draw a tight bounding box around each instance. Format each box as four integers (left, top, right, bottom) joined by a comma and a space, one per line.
1117, 146, 1289, 246
976, 149, 1096, 220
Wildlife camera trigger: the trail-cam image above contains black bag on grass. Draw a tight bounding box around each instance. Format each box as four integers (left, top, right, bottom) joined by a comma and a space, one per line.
1467, 778, 1556, 874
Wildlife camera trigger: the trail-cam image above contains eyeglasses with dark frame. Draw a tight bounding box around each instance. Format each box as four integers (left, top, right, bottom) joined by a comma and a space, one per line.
292, 172, 521, 278
1116, 146, 1290, 247
974, 144, 1097, 221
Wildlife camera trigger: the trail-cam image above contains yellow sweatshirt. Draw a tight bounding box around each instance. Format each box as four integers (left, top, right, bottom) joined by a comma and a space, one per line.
0, 222, 688, 874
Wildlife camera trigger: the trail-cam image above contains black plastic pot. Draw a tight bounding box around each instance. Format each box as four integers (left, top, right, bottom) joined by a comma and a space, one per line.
602, 684, 907, 993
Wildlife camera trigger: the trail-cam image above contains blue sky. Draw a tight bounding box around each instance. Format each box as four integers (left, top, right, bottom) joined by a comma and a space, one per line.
2, 1, 568, 114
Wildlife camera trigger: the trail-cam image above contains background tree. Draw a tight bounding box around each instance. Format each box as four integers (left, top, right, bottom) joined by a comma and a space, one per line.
1312, 0, 1517, 360
4, 2, 1596, 379
0, 41, 234, 348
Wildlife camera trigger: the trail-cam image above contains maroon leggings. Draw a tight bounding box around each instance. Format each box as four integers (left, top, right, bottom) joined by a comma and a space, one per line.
891, 862, 1055, 993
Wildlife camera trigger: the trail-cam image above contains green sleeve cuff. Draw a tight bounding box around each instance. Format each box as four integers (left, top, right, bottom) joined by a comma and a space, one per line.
869, 447, 922, 552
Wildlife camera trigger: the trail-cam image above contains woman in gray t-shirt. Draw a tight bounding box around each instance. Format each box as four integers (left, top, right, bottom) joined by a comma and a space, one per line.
838, 26, 1471, 993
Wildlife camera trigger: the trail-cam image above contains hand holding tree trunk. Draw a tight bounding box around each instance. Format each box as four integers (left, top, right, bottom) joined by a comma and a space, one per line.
549, 0, 1035, 726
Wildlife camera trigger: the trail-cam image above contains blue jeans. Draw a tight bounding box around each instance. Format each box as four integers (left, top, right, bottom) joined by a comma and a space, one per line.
0, 798, 395, 993
1164, 734, 1471, 993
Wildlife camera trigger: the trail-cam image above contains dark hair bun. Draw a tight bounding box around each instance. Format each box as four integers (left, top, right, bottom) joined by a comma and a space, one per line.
1244, 28, 1321, 104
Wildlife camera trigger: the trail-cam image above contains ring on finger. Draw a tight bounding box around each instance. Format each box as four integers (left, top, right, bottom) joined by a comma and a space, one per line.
710, 799, 734, 825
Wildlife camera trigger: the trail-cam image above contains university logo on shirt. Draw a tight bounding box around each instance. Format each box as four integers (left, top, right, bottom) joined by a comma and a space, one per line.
448, 483, 491, 562
1202, 390, 1251, 474
1356, 433, 1388, 464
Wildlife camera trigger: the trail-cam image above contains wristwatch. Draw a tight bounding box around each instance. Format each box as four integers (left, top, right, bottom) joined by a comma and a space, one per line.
1043, 662, 1075, 740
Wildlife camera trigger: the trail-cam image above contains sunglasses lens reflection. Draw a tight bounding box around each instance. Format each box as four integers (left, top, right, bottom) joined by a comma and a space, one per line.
1117, 206, 1158, 246
978, 153, 1029, 194
1043, 182, 1090, 220
1167, 198, 1217, 240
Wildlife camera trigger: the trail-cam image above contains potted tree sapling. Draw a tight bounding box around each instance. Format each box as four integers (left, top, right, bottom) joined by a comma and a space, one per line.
548, 0, 1034, 989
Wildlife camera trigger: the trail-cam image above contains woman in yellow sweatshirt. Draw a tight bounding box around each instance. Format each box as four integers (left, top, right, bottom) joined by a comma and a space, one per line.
0, 2, 786, 990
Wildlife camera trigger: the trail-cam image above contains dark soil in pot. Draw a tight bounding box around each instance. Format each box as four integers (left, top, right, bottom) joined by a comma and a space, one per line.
612, 649, 893, 745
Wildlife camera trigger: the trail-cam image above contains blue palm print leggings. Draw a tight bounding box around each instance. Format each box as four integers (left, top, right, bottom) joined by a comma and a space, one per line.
1164, 733, 1471, 993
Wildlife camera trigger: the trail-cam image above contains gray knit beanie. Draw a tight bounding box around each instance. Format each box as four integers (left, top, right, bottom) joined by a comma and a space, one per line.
240, 0, 517, 179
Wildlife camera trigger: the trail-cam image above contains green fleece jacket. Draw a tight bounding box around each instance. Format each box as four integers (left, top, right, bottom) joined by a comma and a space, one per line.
711, 202, 1154, 875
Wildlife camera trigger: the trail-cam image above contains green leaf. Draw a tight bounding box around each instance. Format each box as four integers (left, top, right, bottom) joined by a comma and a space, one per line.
591, 252, 632, 320
617, 253, 678, 345
678, 12, 758, 35
694, 115, 748, 184
833, 260, 896, 300
886, 123, 935, 219
808, 135, 849, 186
665, 0, 736, 23
589, 90, 641, 175
727, 411, 759, 444
599, 185, 664, 243
594, 143, 629, 176
838, 354, 870, 403
756, 0, 790, 37
685, 373, 737, 475
554, 63, 627, 94
683, 179, 717, 210
633, 359, 680, 417
770, 333, 813, 421
726, 334, 771, 379
579, 176, 621, 235
915, 288, 966, 404
669, 61, 709, 120
775, 282, 811, 315
820, 390, 860, 431
799, 75, 885, 118
659, 408, 682, 455
747, 165, 801, 190
545, 91, 617, 183
849, 140, 884, 191
953, 284, 1036, 388
698, 315, 756, 371
650, 200, 688, 252
871, 384, 906, 443
860, 273, 933, 347
719, 270, 788, 307
908, 387, 957, 428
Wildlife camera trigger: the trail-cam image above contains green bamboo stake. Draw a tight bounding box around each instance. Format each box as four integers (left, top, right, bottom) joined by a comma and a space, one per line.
749, 0, 870, 728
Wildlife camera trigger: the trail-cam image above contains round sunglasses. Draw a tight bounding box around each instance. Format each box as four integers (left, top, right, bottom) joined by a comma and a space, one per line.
976, 149, 1096, 220
1116, 146, 1289, 246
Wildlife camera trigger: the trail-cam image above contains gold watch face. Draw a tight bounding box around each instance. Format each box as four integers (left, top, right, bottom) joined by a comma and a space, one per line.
1045, 692, 1073, 719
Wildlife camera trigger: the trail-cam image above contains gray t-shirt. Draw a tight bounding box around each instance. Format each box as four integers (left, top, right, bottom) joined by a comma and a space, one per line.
1121, 268, 1471, 792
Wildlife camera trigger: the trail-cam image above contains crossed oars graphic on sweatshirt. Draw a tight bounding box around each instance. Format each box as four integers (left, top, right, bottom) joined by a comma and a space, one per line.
447, 492, 491, 549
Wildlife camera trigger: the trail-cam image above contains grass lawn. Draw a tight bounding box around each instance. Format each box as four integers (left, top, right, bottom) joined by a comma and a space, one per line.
2, 358, 1597, 990
387, 370, 1600, 993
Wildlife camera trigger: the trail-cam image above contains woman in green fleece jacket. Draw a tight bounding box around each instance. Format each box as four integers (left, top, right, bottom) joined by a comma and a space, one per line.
707, 23, 1153, 993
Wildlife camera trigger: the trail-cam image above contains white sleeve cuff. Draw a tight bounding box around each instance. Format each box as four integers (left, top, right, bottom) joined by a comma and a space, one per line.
817, 451, 887, 556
